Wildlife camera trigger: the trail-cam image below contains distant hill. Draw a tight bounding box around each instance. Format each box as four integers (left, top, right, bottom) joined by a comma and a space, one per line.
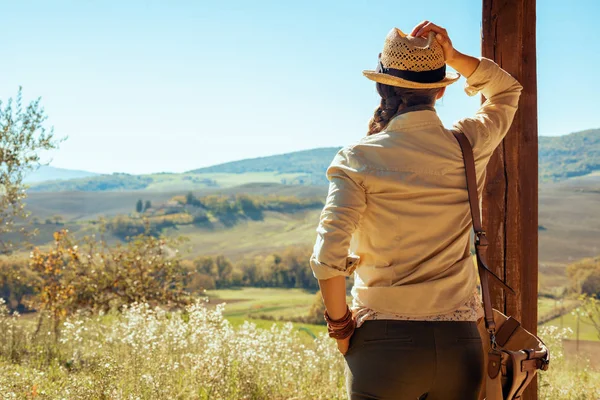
24, 165, 100, 183
27, 129, 600, 192
539, 128, 600, 181
188, 147, 341, 185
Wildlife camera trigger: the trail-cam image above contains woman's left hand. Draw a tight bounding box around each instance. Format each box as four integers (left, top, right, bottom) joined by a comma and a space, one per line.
336, 336, 352, 355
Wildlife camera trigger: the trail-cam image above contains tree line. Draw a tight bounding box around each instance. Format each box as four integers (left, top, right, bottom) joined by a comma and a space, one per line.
181, 246, 319, 292
0, 230, 320, 316
107, 192, 325, 238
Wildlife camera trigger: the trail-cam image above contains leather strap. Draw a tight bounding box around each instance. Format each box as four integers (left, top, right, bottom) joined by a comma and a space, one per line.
495, 316, 520, 347
452, 131, 515, 334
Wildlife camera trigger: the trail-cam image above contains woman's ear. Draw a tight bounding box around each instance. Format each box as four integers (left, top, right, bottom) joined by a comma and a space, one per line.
436, 87, 446, 100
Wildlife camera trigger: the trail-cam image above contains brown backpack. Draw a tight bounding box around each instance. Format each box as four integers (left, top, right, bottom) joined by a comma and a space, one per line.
453, 131, 550, 399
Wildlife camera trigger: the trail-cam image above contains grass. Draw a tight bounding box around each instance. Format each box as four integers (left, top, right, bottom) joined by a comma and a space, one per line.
3, 288, 600, 398
203, 287, 348, 336
538, 297, 580, 320
205, 287, 318, 319
206, 288, 600, 344
173, 209, 321, 260
0, 299, 348, 399
537, 298, 600, 342
542, 311, 600, 342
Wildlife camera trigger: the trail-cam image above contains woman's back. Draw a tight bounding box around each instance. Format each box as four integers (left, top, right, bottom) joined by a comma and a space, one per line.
311, 57, 522, 318
310, 23, 522, 400
343, 108, 478, 316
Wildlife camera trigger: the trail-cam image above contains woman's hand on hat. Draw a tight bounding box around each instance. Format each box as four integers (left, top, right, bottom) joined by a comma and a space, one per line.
410, 21, 456, 63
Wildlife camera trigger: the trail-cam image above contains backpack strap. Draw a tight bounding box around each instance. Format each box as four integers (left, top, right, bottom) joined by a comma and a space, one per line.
452, 130, 515, 334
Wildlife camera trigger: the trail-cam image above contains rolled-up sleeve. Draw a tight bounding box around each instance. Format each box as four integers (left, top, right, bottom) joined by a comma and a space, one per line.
454, 57, 523, 154
310, 147, 367, 280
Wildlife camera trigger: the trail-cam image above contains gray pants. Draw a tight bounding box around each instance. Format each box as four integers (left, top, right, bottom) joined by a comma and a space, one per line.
344, 320, 483, 400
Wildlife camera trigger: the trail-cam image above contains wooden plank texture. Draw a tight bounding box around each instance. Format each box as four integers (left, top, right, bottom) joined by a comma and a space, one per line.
481, 0, 539, 399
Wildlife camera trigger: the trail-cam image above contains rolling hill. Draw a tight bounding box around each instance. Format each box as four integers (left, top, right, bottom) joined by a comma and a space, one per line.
539, 128, 600, 181
188, 147, 340, 184
16, 173, 600, 293
26, 128, 600, 192
24, 165, 100, 183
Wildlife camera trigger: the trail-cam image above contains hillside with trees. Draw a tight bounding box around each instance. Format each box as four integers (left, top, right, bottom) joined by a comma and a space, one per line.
539, 128, 600, 181
105, 192, 324, 239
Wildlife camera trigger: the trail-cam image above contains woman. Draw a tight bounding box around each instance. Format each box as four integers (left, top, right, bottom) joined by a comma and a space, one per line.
309, 21, 522, 400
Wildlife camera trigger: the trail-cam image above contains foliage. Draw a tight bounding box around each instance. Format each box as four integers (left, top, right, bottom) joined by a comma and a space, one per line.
538, 325, 600, 399
105, 193, 323, 237
106, 214, 194, 240
233, 246, 319, 290
0, 256, 37, 312
0, 300, 346, 399
0, 240, 319, 314
0, 87, 61, 254
579, 296, 600, 341
567, 255, 600, 297
1, 298, 597, 399
25, 229, 191, 340
174, 192, 323, 224
136, 199, 143, 213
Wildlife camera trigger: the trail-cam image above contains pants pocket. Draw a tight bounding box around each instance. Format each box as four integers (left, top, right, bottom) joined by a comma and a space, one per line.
362, 337, 414, 344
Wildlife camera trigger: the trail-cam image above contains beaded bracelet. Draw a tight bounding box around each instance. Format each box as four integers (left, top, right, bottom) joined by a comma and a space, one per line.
324, 305, 356, 340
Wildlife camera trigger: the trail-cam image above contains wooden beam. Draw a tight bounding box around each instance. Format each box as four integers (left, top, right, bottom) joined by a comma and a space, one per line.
481, 0, 538, 399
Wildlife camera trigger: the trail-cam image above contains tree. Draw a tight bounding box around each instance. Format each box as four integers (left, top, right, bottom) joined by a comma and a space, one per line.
567, 256, 600, 297
194, 256, 216, 276
580, 296, 600, 341
28, 228, 191, 340
186, 191, 195, 205
144, 200, 152, 212
0, 87, 62, 254
215, 255, 233, 288
136, 199, 143, 213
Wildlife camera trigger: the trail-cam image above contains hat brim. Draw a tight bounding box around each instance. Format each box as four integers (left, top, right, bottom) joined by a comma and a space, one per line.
362, 70, 460, 89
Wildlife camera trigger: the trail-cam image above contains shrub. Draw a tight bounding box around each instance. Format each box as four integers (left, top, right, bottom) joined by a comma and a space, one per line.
0, 300, 347, 399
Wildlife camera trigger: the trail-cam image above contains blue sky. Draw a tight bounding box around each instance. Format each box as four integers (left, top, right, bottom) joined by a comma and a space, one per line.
1, 0, 598, 174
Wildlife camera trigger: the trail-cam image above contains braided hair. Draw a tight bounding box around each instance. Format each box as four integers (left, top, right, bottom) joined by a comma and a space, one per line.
367, 83, 443, 136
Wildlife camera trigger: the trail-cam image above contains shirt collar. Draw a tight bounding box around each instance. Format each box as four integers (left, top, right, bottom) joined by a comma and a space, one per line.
384, 104, 443, 132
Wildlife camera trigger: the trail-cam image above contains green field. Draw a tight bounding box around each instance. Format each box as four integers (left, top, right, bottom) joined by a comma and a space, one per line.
538, 297, 580, 320
542, 312, 600, 342
204, 288, 600, 344
536, 297, 600, 341
204, 287, 353, 339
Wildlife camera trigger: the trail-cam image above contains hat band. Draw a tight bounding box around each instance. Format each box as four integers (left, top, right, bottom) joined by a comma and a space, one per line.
377, 61, 446, 84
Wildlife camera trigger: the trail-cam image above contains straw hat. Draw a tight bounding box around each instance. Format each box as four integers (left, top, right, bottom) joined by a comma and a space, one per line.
363, 28, 460, 89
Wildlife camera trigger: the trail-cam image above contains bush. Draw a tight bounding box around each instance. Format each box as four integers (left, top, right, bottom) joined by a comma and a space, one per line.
24, 229, 191, 341
0, 300, 347, 399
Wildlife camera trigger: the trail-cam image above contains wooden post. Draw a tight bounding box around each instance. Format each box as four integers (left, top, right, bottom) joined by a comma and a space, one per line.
481, 1, 538, 399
